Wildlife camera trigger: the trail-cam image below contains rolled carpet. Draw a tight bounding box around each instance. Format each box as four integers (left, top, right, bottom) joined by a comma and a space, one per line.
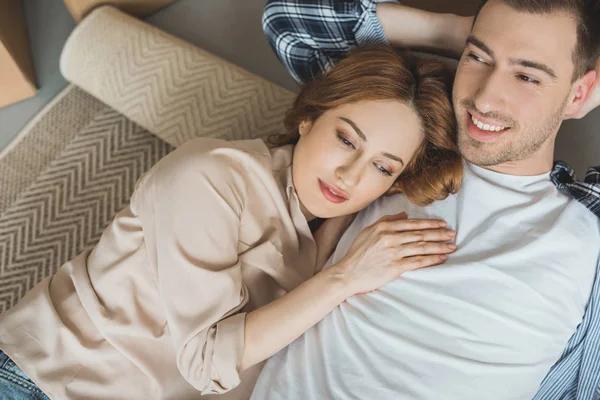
59, 5, 296, 147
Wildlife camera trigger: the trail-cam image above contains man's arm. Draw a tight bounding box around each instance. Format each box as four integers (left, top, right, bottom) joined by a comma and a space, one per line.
377, 2, 473, 59
262, 0, 473, 84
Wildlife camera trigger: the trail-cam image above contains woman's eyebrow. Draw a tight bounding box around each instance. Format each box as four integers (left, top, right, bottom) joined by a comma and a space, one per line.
340, 116, 404, 166
339, 117, 367, 141
382, 152, 404, 166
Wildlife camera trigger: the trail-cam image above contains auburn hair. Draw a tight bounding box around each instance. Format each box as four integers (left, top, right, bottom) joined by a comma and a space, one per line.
270, 45, 463, 206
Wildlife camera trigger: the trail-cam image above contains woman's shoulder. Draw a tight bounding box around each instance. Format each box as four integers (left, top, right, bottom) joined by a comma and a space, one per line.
133, 138, 276, 214
174, 138, 297, 179
178, 137, 271, 162
140, 137, 291, 200
155, 137, 273, 176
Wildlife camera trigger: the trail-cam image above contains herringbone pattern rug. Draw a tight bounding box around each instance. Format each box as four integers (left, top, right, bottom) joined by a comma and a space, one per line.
0, 6, 295, 313
0, 86, 173, 312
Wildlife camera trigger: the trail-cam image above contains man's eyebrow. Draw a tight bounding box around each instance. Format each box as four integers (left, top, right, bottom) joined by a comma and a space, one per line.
509, 58, 558, 80
340, 117, 367, 141
466, 35, 494, 57
340, 117, 404, 166
467, 35, 557, 80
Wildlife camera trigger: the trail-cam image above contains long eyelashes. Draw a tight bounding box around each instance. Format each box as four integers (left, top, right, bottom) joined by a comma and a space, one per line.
335, 131, 392, 177
336, 131, 355, 148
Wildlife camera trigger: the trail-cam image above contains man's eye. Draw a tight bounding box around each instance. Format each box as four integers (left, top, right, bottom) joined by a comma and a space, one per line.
517, 75, 540, 84
468, 53, 486, 63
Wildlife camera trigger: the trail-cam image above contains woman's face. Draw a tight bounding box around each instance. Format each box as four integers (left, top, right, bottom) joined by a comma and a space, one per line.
293, 100, 423, 220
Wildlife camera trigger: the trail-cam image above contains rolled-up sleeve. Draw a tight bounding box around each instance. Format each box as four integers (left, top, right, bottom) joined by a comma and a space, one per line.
130, 138, 251, 394
262, 0, 398, 84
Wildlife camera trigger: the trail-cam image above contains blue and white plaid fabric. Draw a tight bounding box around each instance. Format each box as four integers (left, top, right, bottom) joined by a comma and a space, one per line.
552, 162, 600, 218
263, 1, 600, 398
263, 0, 398, 84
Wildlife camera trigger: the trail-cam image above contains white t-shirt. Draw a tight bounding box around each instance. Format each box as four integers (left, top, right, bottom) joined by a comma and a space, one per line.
251, 162, 600, 400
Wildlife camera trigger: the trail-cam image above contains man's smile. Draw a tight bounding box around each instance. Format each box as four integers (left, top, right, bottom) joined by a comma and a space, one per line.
466, 111, 510, 142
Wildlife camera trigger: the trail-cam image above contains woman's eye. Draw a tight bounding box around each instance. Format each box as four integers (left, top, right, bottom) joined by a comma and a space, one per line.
336, 132, 355, 149
517, 74, 539, 84
375, 164, 393, 176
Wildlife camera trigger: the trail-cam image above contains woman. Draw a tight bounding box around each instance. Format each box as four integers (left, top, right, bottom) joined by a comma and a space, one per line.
0, 46, 461, 400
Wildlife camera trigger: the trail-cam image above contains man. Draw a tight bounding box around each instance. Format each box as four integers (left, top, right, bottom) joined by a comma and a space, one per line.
253, 0, 600, 398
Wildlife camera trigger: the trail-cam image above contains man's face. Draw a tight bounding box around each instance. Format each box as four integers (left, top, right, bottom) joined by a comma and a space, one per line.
453, 0, 579, 169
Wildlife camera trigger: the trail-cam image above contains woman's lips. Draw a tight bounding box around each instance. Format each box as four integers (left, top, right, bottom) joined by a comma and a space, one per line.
319, 180, 348, 204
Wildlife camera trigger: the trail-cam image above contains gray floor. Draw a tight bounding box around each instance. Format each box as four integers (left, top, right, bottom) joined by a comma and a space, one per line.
0, 0, 598, 176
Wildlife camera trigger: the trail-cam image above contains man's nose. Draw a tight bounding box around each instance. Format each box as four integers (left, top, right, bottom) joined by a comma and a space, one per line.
473, 70, 506, 115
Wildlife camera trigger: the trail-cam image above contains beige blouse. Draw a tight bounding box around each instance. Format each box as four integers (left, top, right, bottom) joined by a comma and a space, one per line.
0, 138, 318, 400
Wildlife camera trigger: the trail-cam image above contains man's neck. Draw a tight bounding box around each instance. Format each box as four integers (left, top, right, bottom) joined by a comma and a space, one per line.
483, 158, 553, 176
478, 138, 556, 176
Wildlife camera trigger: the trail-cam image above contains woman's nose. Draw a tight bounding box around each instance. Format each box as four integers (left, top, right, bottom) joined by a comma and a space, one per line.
336, 161, 362, 188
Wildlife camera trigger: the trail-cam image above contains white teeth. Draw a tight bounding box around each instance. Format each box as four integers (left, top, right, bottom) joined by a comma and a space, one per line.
471, 115, 506, 132
327, 186, 348, 199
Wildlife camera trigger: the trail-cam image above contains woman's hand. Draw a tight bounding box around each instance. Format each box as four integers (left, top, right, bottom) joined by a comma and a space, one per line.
330, 212, 456, 297
242, 212, 455, 372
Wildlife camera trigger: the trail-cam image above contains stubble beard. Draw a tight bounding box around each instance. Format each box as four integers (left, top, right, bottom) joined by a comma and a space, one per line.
456, 98, 568, 167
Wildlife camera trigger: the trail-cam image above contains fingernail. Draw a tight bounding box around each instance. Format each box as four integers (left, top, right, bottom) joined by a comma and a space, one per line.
446, 230, 456, 237
439, 255, 448, 261
439, 221, 448, 227
447, 243, 457, 250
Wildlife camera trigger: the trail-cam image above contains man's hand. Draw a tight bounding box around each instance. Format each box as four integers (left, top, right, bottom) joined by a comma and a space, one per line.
569, 58, 600, 119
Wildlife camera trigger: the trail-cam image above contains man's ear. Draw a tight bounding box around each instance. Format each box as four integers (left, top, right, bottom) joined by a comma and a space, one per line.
564, 69, 597, 118
298, 119, 314, 136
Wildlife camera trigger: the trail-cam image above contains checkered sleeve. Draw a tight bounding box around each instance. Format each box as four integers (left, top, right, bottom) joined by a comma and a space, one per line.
551, 162, 600, 218
536, 162, 600, 400
262, 0, 399, 84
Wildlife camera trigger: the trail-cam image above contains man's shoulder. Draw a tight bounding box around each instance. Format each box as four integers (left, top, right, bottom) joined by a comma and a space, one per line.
562, 196, 600, 244
356, 193, 409, 226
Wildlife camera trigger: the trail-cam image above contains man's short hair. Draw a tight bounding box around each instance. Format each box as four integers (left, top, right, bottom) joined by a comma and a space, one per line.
474, 0, 600, 80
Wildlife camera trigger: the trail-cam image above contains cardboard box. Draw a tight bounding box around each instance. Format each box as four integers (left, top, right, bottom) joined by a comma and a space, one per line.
64, 0, 176, 23
0, 0, 37, 108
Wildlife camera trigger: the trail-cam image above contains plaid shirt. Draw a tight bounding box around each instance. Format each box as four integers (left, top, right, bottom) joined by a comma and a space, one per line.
263, 1, 600, 398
